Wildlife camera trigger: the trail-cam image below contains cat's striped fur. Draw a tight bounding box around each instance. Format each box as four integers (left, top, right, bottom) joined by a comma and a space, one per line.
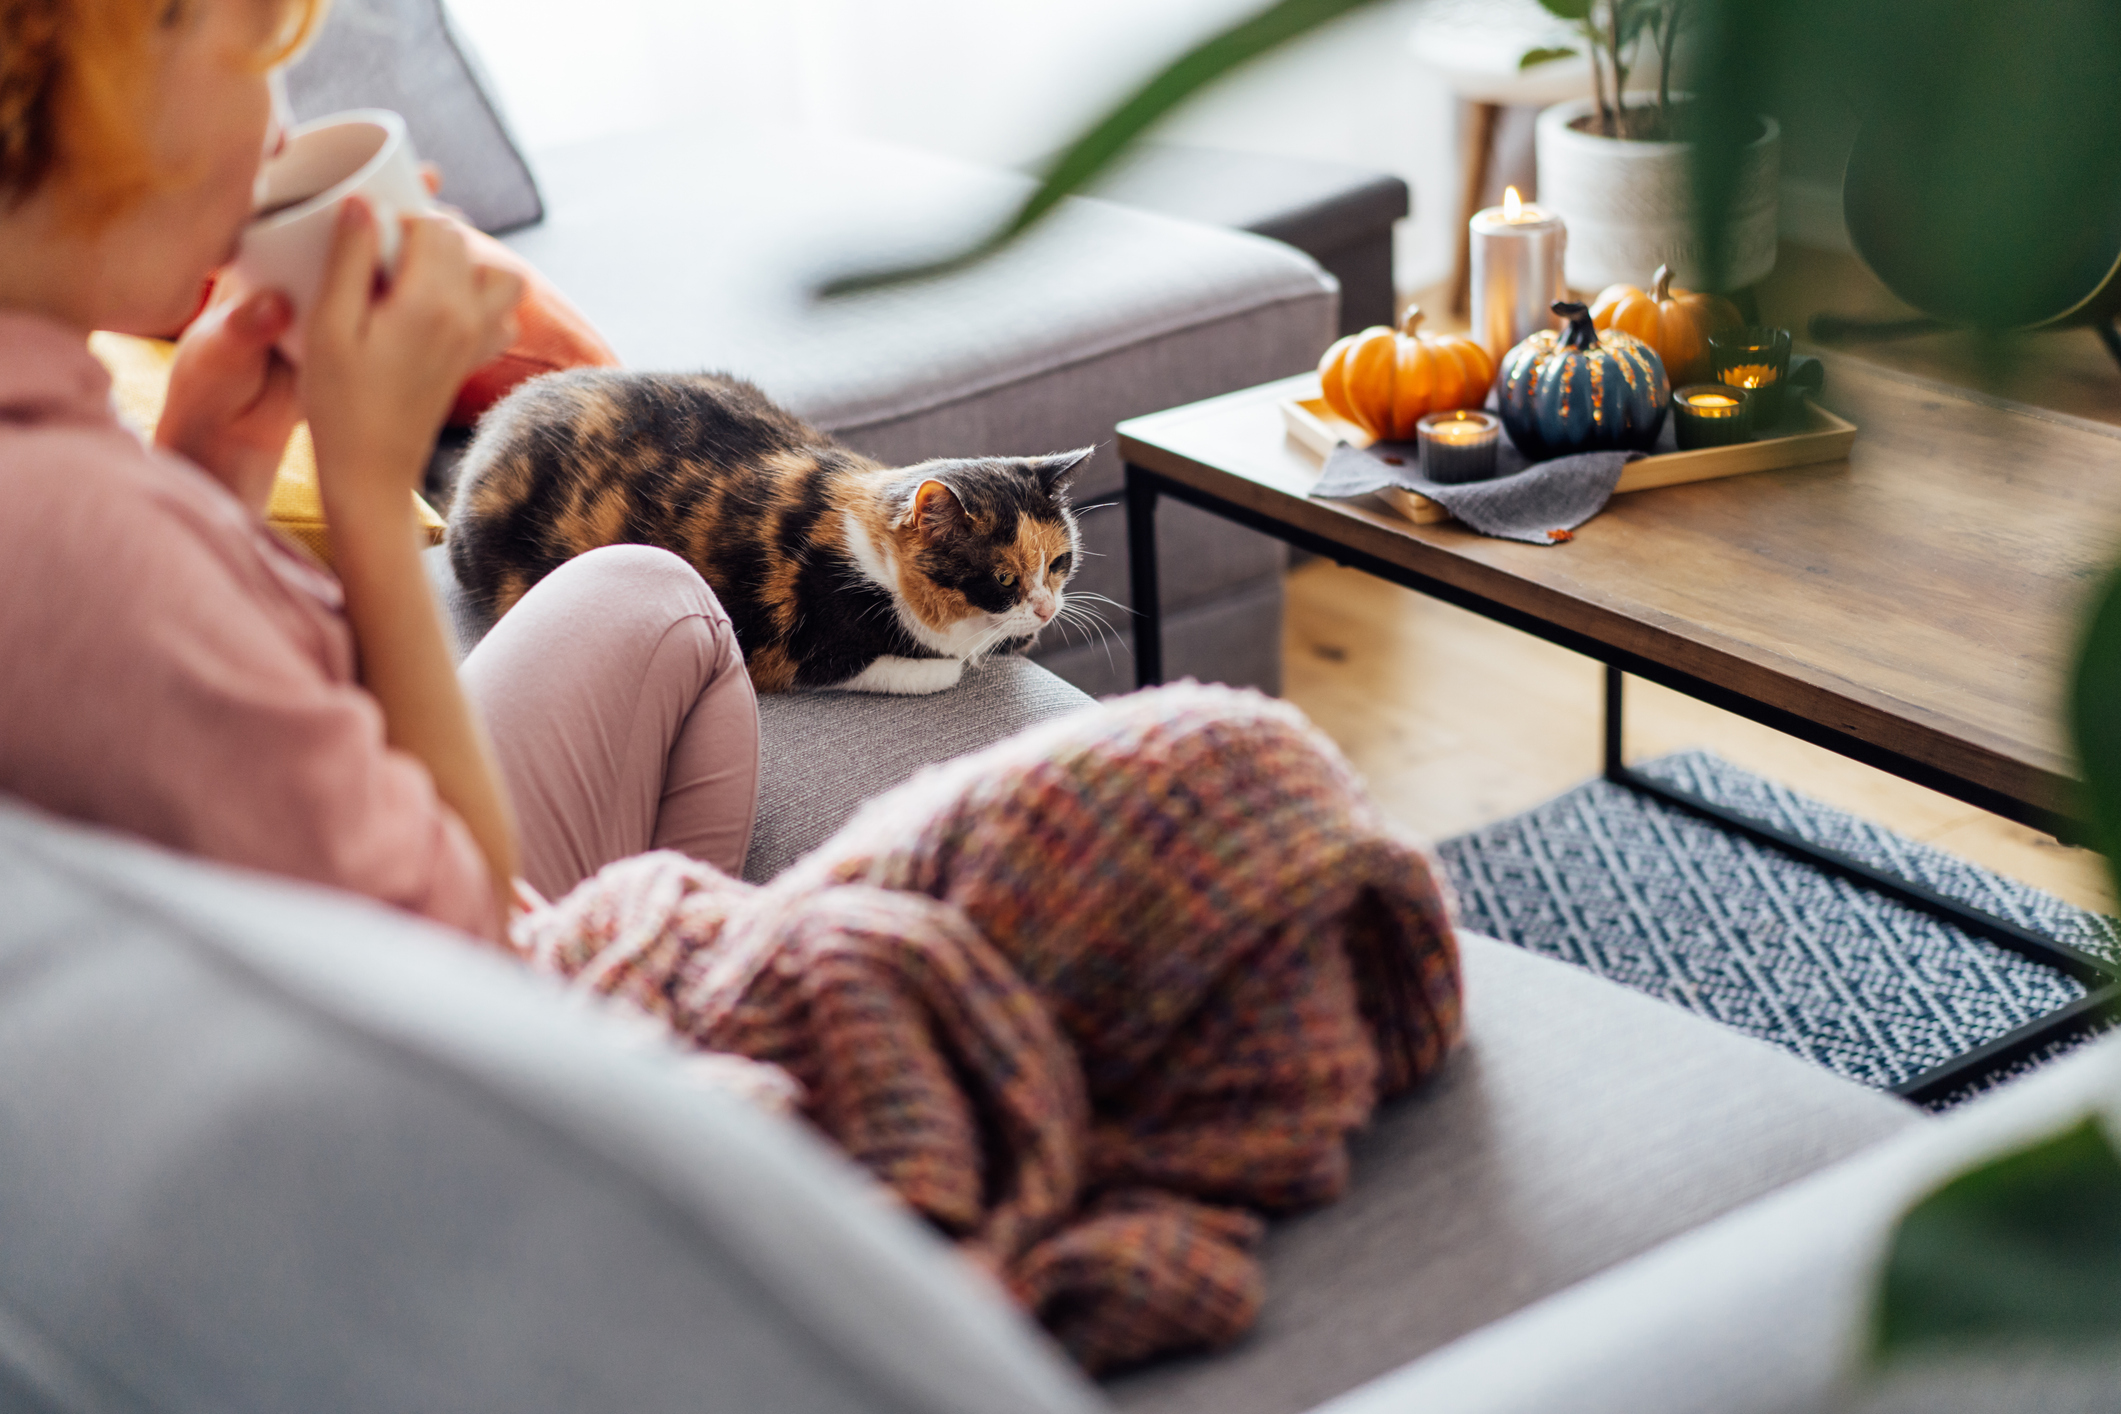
446, 370, 1090, 694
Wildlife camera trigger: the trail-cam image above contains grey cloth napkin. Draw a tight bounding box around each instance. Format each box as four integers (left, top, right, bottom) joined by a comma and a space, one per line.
1312, 435, 1640, 545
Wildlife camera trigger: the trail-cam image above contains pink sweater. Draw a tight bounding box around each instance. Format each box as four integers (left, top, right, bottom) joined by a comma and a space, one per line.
0, 311, 495, 938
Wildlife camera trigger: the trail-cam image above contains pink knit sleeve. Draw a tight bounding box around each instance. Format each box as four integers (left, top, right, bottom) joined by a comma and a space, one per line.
0, 435, 501, 942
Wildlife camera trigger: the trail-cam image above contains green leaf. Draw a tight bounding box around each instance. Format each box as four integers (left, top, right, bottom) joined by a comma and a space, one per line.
1873, 1116, 2121, 1363
819, 0, 1388, 296
1538, 0, 1595, 20
1617, 1, 1660, 47
1689, 0, 2121, 294
1519, 45, 1580, 68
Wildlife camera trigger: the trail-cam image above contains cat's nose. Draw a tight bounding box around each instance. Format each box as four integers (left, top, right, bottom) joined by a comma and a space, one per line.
1032, 596, 1056, 623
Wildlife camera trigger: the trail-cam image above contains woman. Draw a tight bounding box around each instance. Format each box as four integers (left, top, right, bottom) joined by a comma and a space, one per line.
0, 0, 760, 942
0, 0, 1464, 1367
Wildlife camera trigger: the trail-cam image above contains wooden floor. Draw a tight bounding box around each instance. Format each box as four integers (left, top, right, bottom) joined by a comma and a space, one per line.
1281, 561, 2115, 914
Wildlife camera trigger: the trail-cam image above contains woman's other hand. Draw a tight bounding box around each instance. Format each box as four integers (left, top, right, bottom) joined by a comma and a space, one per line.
154, 286, 301, 513
301, 196, 520, 521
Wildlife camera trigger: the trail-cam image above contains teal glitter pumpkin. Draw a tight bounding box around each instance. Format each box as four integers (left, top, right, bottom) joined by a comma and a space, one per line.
1498, 301, 1670, 460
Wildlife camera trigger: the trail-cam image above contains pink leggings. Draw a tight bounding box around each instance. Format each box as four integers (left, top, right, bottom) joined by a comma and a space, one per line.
459, 545, 761, 901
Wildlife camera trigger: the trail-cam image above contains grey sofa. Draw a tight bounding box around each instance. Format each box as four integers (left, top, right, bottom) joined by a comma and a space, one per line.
4, 559, 1948, 1412
7, 489, 2081, 1414
36, 767, 2115, 1414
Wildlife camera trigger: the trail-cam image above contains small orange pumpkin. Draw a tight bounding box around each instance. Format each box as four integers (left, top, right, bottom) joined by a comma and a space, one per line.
1318, 307, 1495, 442
1589, 264, 1742, 386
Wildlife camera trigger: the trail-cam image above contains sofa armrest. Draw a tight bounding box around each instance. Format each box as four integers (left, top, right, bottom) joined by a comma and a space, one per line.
1310, 1032, 2121, 1414
0, 800, 1101, 1414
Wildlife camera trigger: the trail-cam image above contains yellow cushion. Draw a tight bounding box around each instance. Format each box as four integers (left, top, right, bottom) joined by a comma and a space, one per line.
88, 331, 446, 568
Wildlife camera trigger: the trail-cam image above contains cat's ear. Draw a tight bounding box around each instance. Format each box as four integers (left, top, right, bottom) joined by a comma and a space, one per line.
1031, 447, 1095, 497
899, 478, 966, 542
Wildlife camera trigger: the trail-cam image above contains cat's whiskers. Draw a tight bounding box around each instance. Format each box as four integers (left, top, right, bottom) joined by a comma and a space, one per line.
1060, 593, 1129, 642
967, 613, 1031, 663
1055, 597, 1117, 637
1051, 598, 1121, 673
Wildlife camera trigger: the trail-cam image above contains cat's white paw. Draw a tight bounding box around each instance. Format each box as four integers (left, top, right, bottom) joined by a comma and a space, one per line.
836, 655, 965, 695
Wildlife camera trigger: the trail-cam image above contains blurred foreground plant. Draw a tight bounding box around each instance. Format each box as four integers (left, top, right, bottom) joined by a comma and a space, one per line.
1874, 1116, 2121, 1366
1864, 1111, 2121, 1411
1689, 0, 2121, 312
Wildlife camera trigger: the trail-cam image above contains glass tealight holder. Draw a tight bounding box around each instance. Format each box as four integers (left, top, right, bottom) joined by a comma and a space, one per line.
1709, 326, 1793, 427
1415, 409, 1502, 484
1672, 384, 1753, 449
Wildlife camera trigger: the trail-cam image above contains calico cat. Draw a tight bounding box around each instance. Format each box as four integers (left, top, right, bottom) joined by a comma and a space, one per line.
446, 369, 1093, 695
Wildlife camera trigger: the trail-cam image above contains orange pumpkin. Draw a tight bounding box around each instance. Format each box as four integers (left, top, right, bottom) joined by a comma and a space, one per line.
1589, 264, 1742, 385
1318, 307, 1495, 442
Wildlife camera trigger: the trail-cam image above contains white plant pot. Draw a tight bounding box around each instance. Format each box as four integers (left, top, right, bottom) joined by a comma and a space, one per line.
1534, 97, 1779, 293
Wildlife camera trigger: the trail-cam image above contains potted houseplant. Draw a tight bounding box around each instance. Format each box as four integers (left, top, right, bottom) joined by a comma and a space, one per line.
1521, 0, 1778, 293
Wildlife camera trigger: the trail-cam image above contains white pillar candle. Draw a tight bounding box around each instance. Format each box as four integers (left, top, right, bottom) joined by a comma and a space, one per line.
1469, 187, 1567, 366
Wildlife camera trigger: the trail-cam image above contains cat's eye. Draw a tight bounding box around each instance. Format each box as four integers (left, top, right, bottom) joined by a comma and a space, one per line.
997, 571, 1016, 588
1048, 555, 1071, 577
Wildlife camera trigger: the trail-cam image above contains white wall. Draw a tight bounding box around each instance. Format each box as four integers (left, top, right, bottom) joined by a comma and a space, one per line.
445, 0, 1464, 292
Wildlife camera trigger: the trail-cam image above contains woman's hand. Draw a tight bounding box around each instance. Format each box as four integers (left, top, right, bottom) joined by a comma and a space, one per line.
301, 197, 521, 520
155, 286, 301, 513
297, 194, 526, 941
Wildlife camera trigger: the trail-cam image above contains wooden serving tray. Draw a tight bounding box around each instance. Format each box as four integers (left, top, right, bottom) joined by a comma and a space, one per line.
1281, 395, 1857, 526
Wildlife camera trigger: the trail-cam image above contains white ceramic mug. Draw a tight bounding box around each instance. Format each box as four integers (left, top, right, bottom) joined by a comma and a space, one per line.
227, 109, 434, 360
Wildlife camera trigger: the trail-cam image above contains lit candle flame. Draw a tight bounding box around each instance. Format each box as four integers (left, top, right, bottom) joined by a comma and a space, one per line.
1720, 363, 1779, 389
1503, 186, 1523, 221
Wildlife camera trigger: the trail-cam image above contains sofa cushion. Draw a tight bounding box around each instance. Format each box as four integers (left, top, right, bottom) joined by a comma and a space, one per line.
0, 800, 1099, 1414
282, 0, 543, 234
747, 657, 1094, 882
498, 125, 1337, 506
1083, 144, 1409, 259
1109, 932, 1924, 1414
1077, 144, 1411, 335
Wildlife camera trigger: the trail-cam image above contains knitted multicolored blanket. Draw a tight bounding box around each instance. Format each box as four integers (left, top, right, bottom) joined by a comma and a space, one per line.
512, 684, 1461, 1372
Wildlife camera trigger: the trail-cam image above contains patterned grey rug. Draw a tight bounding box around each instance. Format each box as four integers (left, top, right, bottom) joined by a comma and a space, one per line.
1438, 752, 2121, 1109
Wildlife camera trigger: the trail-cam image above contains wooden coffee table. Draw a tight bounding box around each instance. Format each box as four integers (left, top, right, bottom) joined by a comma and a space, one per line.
1117, 353, 2121, 1101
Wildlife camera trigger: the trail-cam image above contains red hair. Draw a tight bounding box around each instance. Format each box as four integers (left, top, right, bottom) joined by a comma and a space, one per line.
0, 0, 324, 220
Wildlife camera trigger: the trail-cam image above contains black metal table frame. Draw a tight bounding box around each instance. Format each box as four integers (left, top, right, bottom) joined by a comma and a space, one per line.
1125, 462, 2121, 1105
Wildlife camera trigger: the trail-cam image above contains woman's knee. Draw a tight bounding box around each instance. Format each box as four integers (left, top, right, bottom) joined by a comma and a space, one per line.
566, 543, 710, 604
541, 545, 735, 635
481, 546, 744, 692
